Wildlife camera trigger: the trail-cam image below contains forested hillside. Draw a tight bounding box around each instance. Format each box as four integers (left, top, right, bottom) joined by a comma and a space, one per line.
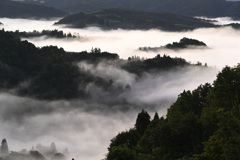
0, 0, 67, 19
0, 29, 206, 100
43, 0, 240, 19
55, 8, 215, 31
106, 64, 240, 160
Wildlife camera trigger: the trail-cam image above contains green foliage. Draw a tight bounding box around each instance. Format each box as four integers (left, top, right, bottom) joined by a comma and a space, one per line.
153, 112, 159, 121
167, 83, 212, 120
195, 109, 240, 160
208, 65, 240, 110
107, 144, 136, 160
106, 65, 240, 160
135, 109, 151, 135
109, 129, 141, 150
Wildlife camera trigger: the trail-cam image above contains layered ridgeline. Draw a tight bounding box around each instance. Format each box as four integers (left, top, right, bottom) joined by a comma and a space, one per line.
139, 37, 208, 52
106, 64, 240, 160
43, 0, 240, 19
0, 29, 208, 100
55, 8, 214, 31
0, 0, 67, 19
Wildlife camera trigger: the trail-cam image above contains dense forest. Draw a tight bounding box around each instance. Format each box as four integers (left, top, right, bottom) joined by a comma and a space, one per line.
0, 29, 207, 100
0, 0, 67, 19
42, 0, 240, 19
106, 64, 240, 160
139, 37, 208, 52
55, 8, 215, 31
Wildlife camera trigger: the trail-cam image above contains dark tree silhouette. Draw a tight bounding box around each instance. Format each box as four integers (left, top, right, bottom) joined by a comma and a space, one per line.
135, 109, 150, 135
153, 112, 160, 120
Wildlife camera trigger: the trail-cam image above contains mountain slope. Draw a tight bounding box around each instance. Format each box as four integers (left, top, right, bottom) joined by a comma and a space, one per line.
43, 0, 240, 19
55, 8, 215, 31
0, 0, 67, 19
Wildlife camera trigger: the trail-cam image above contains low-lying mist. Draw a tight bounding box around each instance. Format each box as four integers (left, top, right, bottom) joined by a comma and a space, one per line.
0, 17, 239, 160
0, 64, 217, 160
1, 18, 240, 69
1, 18, 240, 70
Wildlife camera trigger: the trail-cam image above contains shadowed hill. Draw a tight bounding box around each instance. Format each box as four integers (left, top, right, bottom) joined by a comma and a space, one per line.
0, 0, 67, 19
0, 29, 206, 100
44, 0, 240, 19
55, 7, 215, 31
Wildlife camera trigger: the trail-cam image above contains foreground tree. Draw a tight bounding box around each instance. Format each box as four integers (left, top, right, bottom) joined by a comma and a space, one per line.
135, 109, 151, 135
106, 65, 240, 160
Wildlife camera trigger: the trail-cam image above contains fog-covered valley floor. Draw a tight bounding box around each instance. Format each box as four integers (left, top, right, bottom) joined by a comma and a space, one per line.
0, 17, 239, 160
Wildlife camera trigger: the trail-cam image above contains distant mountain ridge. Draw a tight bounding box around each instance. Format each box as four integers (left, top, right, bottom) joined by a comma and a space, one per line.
0, 0, 67, 19
55, 7, 215, 31
42, 0, 240, 19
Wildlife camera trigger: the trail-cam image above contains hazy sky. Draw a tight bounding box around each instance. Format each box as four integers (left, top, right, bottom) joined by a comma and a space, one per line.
0, 17, 240, 160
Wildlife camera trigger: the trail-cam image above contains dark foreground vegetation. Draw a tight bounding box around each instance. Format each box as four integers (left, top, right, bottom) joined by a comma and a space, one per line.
139, 37, 208, 52
0, 29, 206, 100
106, 64, 240, 160
55, 8, 215, 31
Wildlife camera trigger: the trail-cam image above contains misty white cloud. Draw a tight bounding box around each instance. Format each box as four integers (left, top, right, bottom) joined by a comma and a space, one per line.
1, 18, 239, 70
0, 63, 217, 160
78, 60, 136, 85
0, 17, 238, 160
0, 93, 139, 160
196, 16, 240, 25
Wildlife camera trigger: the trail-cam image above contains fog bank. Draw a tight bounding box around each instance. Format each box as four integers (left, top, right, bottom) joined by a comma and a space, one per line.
0, 17, 239, 160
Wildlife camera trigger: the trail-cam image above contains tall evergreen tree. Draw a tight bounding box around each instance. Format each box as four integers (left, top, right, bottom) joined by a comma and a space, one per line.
135, 109, 150, 135
153, 112, 160, 120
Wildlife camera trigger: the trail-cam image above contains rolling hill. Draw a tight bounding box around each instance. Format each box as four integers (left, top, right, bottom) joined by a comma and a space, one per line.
43, 0, 240, 19
55, 8, 215, 31
0, 0, 67, 19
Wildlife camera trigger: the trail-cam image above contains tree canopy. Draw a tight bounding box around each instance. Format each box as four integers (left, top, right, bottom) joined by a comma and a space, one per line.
106, 64, 240, 160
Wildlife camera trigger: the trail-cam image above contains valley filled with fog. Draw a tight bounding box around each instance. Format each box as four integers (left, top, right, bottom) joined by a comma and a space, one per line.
1, 17, 240, 69
0, 17, 240, 160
